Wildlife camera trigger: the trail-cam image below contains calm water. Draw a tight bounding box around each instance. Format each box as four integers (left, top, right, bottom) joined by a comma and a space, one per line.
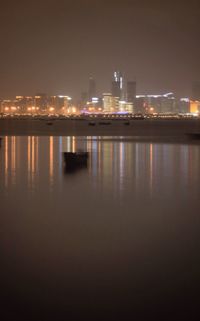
0, 136, 200, 320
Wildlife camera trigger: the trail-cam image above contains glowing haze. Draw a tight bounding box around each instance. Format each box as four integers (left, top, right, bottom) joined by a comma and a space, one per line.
0, 0, 199, 99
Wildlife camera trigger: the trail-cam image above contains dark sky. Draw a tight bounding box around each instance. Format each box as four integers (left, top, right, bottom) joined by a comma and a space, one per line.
0, 0, 200, 99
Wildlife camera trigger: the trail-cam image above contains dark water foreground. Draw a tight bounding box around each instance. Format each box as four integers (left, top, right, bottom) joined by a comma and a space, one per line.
0, 136, 200, 320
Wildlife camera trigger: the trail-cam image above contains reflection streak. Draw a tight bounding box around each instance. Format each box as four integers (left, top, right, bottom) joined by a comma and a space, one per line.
2, 136, 199, 201
72, 136, 76, 153
4, 136, 8, 187
50, 136, 54, 183
11, 137, 16, 185
32, 137, 35, 174
150, 144, 153, 196
27, 136, 37, 188
28, 136, 31, 186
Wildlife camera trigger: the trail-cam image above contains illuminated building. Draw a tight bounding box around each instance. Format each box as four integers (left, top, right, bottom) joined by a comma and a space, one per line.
86, 97, 102, 113
111, 71, 123, 99
125, 102, 134, 113
1, 100, 18, 113
159, 93, 178, 113
190, 100, 200, 114
118, 101, 133, 113
135, 93, 176, 114
114, 71, 123, 90
49, 96, 59, 113
103, 93, 119, 113
56, 96, 72, 114
16, 96, 35, 113
49, 95, 69, 114
67, 106, 77, 114
179, 98, 190, 113
35, 93, 48, 113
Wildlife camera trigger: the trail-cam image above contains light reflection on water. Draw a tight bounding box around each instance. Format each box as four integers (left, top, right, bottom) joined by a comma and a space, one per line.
1, 136, 200, 319
0, 136, 200, 201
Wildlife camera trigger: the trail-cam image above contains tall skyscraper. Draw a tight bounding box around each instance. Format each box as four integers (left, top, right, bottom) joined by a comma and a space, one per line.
127, 81, 136, 103
192, 81, 200, 101
111, 71, 123, 99
111, 81, 121, 98
88, 77, 96, 101
114, 71, 123, 89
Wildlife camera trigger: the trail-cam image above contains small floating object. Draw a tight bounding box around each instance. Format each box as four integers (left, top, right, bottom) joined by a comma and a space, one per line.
124, 121, 130, 125
46, 121, 53, 125
0, 137, 2, 147
63, 152, 89, 169
88, 122, 96, 126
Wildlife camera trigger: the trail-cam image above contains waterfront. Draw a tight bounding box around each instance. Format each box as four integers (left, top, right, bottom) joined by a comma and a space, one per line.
0, 136, 200, 320
1, 118, 200, 137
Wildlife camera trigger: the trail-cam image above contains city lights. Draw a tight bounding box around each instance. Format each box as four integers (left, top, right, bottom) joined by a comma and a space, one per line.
0, 73, 200, 117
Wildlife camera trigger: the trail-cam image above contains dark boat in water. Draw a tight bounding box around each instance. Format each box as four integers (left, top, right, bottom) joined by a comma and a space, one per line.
63, 152, 89, 170
0, 137, 2, 147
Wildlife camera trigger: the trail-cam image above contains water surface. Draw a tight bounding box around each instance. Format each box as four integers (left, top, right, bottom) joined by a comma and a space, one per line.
0, 136, 200, 320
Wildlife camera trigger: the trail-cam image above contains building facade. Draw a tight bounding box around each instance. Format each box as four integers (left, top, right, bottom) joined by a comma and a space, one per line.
103, 93, 119, 113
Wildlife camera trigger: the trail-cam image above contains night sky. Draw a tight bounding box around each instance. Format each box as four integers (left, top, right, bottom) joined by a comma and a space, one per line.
0, 0, 200, 99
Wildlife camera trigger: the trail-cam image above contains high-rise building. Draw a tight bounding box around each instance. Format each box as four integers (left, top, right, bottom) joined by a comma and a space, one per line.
127, 81, 136, 103
88, 77, 96, 101
111, 71, 123, 99
114, 71, 123, 89
111, 81, 121, 98
192, 81, 200, 101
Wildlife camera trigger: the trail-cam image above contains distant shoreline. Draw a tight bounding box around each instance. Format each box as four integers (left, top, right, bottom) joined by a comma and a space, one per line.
0, 118, 200, 137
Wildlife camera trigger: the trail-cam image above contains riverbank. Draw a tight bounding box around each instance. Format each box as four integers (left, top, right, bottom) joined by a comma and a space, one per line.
0, 118, 200, 137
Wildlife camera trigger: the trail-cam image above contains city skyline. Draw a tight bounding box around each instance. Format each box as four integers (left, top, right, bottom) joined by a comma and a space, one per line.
0, 71, 200, 101
1, 74, 200, 101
